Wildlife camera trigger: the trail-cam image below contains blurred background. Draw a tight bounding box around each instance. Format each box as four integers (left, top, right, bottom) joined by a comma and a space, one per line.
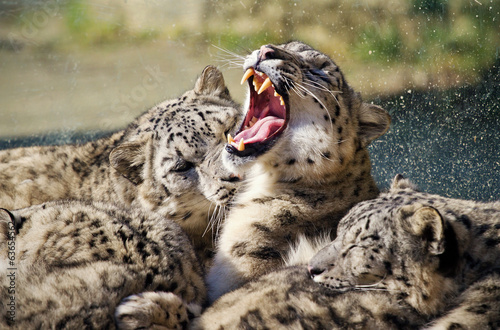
0, 0, 499, 200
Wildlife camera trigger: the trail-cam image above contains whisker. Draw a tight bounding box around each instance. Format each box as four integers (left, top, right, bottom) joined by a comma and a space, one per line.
293, 69, 343, 108
202, 203, 215, 238
211, 44, 246, 60
353, 274, 388, 289
205, 203, 222, 242
209, 44, 247, 70
215, 59, 245, 70
351, 287, 398, 292
203, 202, 229, 243
214, 205, 227, 239
283, 77, 294, 94
212, 57, 245, 70
294, 82, 334, 132
291, 86, 307, 99
310, 144, 337, 163
302, 78, 342, 102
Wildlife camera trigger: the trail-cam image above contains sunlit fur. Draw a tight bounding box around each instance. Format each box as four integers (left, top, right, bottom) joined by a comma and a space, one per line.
0, 201, 205, 329
207, 41, 391, 301
283, 233, 332, 267
311, 174, 500, 328
0, 67, 244, 328
196, 175, 500, 329
194, 267, 426, 329
0, 66, 241, 264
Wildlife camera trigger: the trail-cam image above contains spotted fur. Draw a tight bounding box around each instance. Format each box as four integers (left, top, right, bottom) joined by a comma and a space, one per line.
310, 174, 500, 329
194, 266, 425, 329
0, 200, 205, 329
0, 66, 241, 263
207, 41, 391, 301
195, 175, 500, 329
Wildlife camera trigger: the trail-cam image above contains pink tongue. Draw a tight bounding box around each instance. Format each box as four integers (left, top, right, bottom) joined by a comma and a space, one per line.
233, 116, 284, 145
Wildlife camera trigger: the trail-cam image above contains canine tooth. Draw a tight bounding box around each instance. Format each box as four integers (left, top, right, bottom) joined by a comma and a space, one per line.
227, 133, 235, 144
237, 139, 245, 151
253, 79, 262, 92
258, 77, 272, 94
280, 96, 285, 106
241, 68, 255, 85
274, 91, 280, 97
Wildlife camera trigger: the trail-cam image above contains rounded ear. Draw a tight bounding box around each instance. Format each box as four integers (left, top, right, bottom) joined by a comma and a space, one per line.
399, 204, 445, 255
357, 103, 391, 146
390, 174, 419, 192
109, 140, 148, 185
194, 65, 231, 99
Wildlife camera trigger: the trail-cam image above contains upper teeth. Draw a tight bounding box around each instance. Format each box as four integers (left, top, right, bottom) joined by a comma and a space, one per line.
258, 78, 272, 95
253, 79, 262, 92
241, 68, 284, 105
241, 68, 255, 85
231, 68, 286, 152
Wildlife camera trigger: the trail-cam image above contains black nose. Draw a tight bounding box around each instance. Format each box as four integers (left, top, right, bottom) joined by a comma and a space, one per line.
258, 45, 275, 61
307, 265, 325, 278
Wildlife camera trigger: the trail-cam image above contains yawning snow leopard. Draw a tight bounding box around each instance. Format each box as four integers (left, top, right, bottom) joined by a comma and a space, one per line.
0, 66, 241, 263
207, 41, 391, 301
0, 201, 205, 329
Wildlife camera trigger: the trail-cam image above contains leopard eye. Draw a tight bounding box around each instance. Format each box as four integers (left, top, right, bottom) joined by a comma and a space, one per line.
319, 61, 331, 70
172, 159, 195, 172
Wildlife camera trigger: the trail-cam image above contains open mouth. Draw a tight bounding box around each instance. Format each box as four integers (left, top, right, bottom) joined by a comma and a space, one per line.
226, 68, 289, 157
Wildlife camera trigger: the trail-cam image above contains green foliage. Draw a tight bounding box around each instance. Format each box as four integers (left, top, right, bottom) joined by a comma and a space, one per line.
64, 0, 126, 45
3, 0, 498, 92
355, 23, 403, 62
65, 0, 91, 34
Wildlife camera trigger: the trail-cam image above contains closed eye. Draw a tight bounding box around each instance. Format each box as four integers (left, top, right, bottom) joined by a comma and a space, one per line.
306, 69, 332, 85
356, 272, 386, 286
341, 244, 358, 258
171, 159, 195, 172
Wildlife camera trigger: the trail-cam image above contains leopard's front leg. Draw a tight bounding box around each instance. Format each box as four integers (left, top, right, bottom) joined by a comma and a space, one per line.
207, 200, 306, 302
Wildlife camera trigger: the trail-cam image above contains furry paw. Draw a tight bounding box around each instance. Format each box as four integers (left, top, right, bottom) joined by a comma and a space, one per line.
115, 291, 201, 330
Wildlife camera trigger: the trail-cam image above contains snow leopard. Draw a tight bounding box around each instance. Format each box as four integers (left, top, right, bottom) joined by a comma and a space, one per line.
0, 66, 242, 263
0, 200, 205, 329
195, 174, 500, 329
207, 41, 391, 301
310, 174, 500, 329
